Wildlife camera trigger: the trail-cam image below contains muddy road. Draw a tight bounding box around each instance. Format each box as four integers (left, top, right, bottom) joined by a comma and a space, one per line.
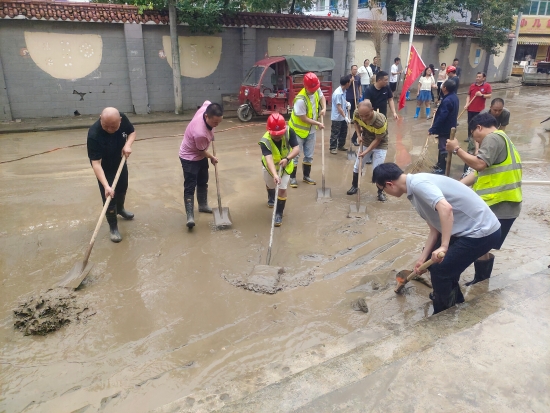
1, 85, 550, 412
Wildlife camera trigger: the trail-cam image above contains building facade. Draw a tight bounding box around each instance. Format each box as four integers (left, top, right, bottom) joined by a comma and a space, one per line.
515, 1, 550, 62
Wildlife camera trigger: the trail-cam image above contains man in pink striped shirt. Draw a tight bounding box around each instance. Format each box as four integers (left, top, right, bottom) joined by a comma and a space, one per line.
179, 101, 224, 229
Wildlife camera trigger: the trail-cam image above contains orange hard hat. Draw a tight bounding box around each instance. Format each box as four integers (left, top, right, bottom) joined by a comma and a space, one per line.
304, 72, 320, 91
446, 65, 456, 74
267, 113, 287, 136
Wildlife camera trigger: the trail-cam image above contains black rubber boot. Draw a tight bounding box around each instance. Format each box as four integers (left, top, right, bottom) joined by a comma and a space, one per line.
267, 187, 276, 208
377, 188, 387, 202
351, 131, 359, 146
432, 152, 447, 175
274, 197, 286, 227
302, 163, 316, 185
116, 192, 134, 220
347, 172, 359, 195
106, 208, 122, 243
465, 253, 495, 286
185, 198, 195, 229
289, 168, 298, 188
197, 185, 212, 213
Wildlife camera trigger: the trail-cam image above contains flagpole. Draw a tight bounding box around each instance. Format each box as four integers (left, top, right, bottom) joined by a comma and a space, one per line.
404, 0, 420, 84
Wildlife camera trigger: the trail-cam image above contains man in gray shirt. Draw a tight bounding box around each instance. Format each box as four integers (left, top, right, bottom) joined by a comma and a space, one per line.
480, 98, 510, 131
447, 112, 522, 286
372, 163, 501, 315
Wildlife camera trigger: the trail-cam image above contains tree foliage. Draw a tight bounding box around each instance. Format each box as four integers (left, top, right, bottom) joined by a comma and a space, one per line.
384, 0, 528, 55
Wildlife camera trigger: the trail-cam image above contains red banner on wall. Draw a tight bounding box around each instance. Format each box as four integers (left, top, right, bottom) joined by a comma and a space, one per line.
399, 46, 426, 111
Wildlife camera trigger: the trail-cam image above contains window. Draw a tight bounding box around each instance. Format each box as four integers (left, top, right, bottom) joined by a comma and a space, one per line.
523, 0, 550, 15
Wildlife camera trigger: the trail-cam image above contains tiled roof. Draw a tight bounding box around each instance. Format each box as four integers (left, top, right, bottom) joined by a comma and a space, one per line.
0, 1, 478, 37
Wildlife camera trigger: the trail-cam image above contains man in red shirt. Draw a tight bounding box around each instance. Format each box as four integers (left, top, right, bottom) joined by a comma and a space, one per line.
465, 72, 492, 147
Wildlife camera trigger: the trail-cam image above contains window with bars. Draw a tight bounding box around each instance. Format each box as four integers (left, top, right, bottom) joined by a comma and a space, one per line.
522, 1, 550, 15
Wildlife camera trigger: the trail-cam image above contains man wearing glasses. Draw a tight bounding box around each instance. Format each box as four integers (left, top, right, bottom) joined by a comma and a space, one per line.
372, 163, 501, 315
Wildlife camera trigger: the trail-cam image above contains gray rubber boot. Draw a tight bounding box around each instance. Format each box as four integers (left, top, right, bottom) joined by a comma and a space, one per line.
466, 253, 495, 286
106, 208, 122, 243
289, 168, 298, 188
302, 163, 316, 185
377, 188, 387, 202
197, 185, 212, 213
185, 198, 195, 229
346, 172, 359, 195
274, 198, 286, 227
116, 192, 134, 220
267, 187, 276, 208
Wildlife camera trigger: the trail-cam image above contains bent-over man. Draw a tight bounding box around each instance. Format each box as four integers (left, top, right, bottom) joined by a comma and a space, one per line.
259, 113, 300, 226
87, 107, 136, 243
346, 100, 389, 202
372, 163, 501, 314
179, 101, 223, 229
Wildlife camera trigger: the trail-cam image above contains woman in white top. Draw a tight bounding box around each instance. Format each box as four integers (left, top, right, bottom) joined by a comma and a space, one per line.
436, 62, 447, 104
415, 67, 437, 119
357, 59, 373, 96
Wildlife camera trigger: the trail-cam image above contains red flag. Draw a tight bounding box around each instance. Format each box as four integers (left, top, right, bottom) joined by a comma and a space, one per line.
399, 45, 426, 111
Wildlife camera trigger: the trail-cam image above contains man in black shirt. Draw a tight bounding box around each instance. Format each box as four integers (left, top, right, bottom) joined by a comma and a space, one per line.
363, 71, 398, 120
87, 107, 136, 242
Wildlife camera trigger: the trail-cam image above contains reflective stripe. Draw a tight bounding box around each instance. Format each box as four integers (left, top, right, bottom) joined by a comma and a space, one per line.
475, 181, 522, 195
473, 130, 522, 206
289, 90, 319, 139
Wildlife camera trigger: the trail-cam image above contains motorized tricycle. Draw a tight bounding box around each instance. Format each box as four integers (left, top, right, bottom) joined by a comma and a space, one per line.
237, 55, 335, 122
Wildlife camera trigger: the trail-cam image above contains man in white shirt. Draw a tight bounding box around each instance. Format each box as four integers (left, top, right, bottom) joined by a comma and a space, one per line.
357, 59, 373, 96
389, 57, 401, 93
330, 75, 352, 153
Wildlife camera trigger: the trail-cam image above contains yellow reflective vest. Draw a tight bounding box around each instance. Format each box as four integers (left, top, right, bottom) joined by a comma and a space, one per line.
258, 130, 295, 176
289, 88, 320, 139
473, 130, 522, 206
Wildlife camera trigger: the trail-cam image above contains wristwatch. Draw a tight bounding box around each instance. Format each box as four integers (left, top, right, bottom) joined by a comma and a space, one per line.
452, 146, 460, 155
283, 157, 289, 162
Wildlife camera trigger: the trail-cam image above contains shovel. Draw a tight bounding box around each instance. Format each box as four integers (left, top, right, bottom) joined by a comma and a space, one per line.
348, 144, 367, 216
394, 252, 445, 293
445, 127, 457, 177
58, 156, 126, 289
317, 116, 331, 200
249, 168, 284, 279
211, 141, 232, 229
347, 123, 357, 160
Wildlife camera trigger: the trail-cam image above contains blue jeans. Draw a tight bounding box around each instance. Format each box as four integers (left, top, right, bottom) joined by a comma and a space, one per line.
429, 228, 501, 314
294, 131, 316, 165
361, 85, 369, 96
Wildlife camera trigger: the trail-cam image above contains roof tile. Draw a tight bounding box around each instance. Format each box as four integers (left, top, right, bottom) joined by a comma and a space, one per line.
0, 1, 478, 37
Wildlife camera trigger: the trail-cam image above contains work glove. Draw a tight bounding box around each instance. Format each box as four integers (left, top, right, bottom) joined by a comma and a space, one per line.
346, 102, 351, 111
345, 117, 351, 124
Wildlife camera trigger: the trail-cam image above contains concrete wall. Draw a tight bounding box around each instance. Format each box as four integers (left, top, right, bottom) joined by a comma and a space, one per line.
0, 18, 513, 120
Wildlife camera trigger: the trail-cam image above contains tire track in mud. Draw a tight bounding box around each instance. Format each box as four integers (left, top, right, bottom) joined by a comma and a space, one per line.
323, 239, 402, 280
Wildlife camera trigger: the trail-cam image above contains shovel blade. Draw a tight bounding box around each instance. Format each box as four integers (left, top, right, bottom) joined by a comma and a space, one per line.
58, 261, 94, 290
348, 203, 367, 217
316, 187, 332, 200
394, 269, 413, 293
347, 148, 357, 160
213, 207, 232, 229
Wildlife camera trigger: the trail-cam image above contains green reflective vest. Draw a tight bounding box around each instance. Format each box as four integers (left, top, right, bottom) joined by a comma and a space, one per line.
289, 88, 320, 139
258, 130, 295, 176
473, 130, 522, 206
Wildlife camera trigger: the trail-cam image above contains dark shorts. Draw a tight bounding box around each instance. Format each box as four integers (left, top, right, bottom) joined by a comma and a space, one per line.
390, 82, 397, 92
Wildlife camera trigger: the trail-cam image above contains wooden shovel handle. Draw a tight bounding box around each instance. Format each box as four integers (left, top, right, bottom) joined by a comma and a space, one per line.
457, 95, 476, 120
405, 252, 445, 283
445, 127, 456, 177
83, 156, 127, 266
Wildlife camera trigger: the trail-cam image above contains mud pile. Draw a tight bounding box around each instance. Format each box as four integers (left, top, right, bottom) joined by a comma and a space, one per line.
13, 288, 95, 336
223, 266, 315, 294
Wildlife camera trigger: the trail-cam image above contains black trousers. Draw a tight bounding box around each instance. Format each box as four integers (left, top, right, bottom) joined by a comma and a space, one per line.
180, 157, 209, 199
329, 120, 348, 149
97, 163, 128, 210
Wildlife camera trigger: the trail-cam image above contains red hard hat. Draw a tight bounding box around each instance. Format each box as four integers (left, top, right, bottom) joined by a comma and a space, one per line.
267, 113, 287, 136
446, 65, 456, 74
304, 72, 320, 91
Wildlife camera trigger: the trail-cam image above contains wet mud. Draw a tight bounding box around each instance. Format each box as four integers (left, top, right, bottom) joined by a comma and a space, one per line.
13, 288, 94, 335
0, 87, 549, 412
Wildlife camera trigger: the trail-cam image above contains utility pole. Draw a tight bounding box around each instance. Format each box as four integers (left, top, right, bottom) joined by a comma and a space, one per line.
346, 0, 358, 71
504, 12, 522, 78
169, 0, 183, 114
